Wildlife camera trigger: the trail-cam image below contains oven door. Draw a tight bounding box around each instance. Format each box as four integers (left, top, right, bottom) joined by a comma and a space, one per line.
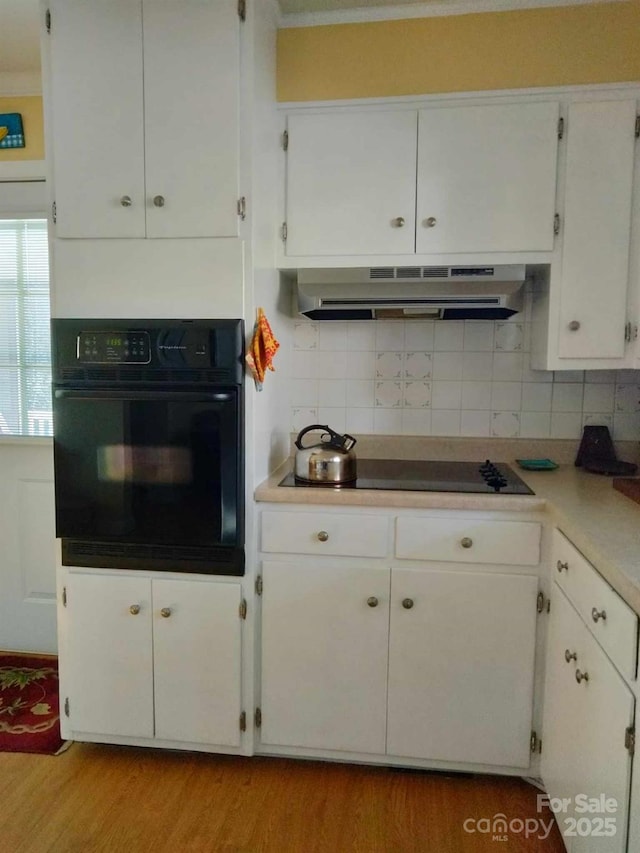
53, 388, 243, 574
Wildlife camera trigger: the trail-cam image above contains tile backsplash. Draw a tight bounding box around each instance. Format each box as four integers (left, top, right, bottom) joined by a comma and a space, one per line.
289, 317, 640, 440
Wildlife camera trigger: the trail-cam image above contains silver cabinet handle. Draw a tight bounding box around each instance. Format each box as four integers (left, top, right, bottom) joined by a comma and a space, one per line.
317, 530, 329, 542
564, 649, 577, 663
460, 537, 473, 549
592, 607, 607, 623
153, 195, 165, 208
392, 216, 405, 228
557, 560, 569, 573
160, 607, 172, 618
120, 195, 132, 207
367, 596, 379, 608
568, 320, 581, 331
129, 604, 140, 615
575, 669, 589, 684
424, 216, 437, 228
402, 598, 414, 610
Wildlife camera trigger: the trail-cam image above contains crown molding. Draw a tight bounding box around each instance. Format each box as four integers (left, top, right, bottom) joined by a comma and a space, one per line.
0, 71, 42, 97
279, 0, 627, 28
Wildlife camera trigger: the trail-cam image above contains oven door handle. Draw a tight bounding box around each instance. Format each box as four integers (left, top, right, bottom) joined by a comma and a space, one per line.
54, 389, 235, 402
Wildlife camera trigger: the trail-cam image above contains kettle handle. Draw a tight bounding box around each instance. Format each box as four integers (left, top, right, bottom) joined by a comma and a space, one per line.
294, 424, 357, 451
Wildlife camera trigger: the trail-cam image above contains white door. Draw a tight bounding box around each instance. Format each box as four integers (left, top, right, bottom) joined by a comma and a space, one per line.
142, 0, 240, 239
558, 100, 637, 360
416, 101, 559, 253
285, 110, 417, 256
64, 573, 154, 737
387, 567, 539, 767
260, 561, 390, 753
153, 579, 242, 747
48, 0, 146, 238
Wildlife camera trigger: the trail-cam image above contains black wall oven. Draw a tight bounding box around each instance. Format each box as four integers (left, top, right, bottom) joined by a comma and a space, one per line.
51, 319, 244, 575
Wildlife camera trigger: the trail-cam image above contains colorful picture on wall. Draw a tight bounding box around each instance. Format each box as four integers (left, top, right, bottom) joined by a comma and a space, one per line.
0, 113, 25, 149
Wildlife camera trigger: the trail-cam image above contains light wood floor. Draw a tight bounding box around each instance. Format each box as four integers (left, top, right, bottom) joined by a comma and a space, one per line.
0, 743, 565, 852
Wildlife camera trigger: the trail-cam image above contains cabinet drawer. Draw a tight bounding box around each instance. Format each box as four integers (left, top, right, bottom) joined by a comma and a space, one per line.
395, 517, 541, 566
553, 529, 638, 681
261, 511, 388, 557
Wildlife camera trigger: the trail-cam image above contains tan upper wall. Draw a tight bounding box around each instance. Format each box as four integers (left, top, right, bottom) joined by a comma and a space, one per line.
0, 96, 44, 160
277, 1, 640, 102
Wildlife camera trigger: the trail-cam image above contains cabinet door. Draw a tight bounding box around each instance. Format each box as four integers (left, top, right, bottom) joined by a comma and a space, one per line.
285, 111, 417, 256
143, 0, 240, 238
387, 568, 538, 767
416, 102, 559, 253
48, 0, 146, 238
65, 573, 154, 737
260, 561, 390, 753
558, 100, 636, 360
153, 579, 242, 747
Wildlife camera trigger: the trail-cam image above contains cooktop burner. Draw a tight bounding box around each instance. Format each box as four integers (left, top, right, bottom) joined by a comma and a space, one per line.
279, 459, 534, 495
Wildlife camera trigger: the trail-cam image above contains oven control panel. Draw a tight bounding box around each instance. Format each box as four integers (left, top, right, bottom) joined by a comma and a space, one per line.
77, 331, 151, 364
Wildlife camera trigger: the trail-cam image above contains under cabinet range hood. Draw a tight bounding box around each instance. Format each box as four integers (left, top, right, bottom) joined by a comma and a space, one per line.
295, 265, 527, 320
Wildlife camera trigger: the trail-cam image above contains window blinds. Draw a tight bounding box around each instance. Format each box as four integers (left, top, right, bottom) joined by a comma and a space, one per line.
0, 219, 51, 436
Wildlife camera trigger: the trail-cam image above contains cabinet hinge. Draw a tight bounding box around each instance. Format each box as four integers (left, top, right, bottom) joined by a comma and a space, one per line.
62, 586, 67, 608
45, 8, 51, 33
52, 201, 57, 224
530, 730, 541, 754
239, 598, 247, 620
255, 575, 263, 596
237, 196, 246, 221
536, 591, 546, 614
557, 116, 564, 140
239, 711, 247, 732
626, 726, 635, 755
281, 222, 287, 242
553, 213, 560, 236
282, 130, 289, 151
255, 707, 262, 728
64, 697, 70, 718
635, 115, 640, 139
624, 321, 638, 343
238, 0, 246, 21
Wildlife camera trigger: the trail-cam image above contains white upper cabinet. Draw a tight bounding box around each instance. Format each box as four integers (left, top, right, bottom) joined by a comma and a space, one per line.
416, 102, 559, 253
47, 0, 240, 239
558, 100, 637, 360
284, 110, 418, 256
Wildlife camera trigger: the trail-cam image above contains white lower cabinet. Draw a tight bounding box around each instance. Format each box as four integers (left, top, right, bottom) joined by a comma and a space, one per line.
61, 570, 243, 748
542, 533, 637, 852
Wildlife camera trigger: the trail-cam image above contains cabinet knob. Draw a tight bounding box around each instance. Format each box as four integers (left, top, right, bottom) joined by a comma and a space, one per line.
564, 649, 577, 663
557, 560, 569, 573
568, 320, 581, 332
129, 604, 140, 615
317, 530, 329, 542
424, 217, 437, 228
402, 598, 414, 610
591, 607, 607, 623
120, 195, 132, 207
575, 669, 589, 684
160, 607, 172, 618
392, 216, 405, 228
153, 195, 165, 208
460, 537, 473, 549
367, 596, 379, 608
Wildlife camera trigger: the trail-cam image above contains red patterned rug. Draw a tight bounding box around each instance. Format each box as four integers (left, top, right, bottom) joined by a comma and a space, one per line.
0, 652, 68, 755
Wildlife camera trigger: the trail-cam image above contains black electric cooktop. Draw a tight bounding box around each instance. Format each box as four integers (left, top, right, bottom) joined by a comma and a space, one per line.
279, 459, 534, 495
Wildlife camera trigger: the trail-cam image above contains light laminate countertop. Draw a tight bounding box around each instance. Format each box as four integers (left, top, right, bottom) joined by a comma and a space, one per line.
255, 459, 640, 614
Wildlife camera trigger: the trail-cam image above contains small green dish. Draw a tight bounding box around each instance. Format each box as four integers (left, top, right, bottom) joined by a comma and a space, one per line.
516, 458, 558, 471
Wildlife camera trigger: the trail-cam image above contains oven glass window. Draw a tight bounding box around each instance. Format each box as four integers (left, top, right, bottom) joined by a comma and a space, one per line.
53, 393, 240, 547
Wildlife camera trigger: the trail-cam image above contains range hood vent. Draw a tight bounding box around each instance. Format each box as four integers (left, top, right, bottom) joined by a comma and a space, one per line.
296, 265, 527, 320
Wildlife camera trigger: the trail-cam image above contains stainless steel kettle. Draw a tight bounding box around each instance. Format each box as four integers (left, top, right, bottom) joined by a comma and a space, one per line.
294, 424, 357, 484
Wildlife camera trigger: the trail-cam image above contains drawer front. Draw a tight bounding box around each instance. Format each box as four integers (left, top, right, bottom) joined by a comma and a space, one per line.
261, 511, 388, 557
395, 517, 541, 566
553, 528, 638, 681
